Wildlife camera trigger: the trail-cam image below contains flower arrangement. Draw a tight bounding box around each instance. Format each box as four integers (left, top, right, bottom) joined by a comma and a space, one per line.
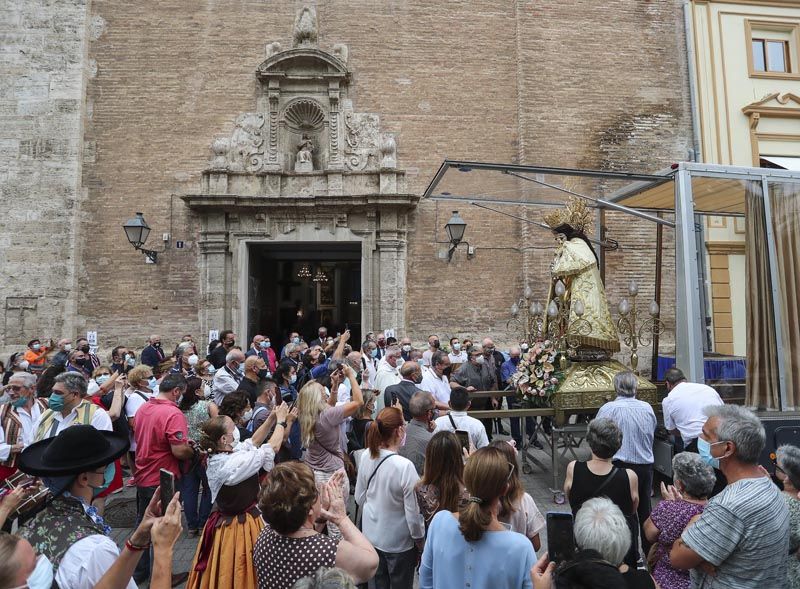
510, 340, 564, 408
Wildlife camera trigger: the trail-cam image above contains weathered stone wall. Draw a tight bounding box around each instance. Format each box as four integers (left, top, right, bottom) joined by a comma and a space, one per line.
1, 0, 691, 374
0, 0, 89, 354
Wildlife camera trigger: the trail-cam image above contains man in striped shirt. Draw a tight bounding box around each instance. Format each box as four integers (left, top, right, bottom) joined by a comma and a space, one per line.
670, 404, 788, 588
595, 370, 657, 558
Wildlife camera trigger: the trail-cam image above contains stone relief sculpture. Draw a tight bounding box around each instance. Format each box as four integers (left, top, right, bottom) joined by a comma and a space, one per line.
344, 112, 380, 171
228, 113, 265, 172
332, 43, 349, 64
295, 134, 314, 172
293, 6, 318, 47
380, 133, 397, 169
265, 41, 281, 59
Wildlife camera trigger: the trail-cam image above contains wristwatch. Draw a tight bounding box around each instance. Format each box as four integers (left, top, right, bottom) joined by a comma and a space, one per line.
278, 421, 288, 428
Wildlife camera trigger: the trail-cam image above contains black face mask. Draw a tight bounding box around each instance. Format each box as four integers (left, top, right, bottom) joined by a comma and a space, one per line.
443, 366, 453, 378
257, 368, 271, 380
79, 344, 90, 353
413, 373, 423, 385
432, 340, 440, 348
153, 342, 161, 349
77, 358, 92, 369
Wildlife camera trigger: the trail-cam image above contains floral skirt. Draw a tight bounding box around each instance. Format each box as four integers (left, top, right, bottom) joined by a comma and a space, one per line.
187, 510, 264, 589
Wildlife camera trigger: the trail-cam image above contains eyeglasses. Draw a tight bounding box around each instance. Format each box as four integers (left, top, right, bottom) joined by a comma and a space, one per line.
8, 385, 24, 391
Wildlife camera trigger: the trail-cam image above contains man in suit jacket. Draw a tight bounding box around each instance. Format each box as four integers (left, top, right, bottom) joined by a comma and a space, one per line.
140, 335, 165, 369
384, 361, 423, 422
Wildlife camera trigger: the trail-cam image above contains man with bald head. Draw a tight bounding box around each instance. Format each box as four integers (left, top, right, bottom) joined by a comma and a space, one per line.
212, 348, 245, 405
384, 361, 423, 421
141, 334, 165, 369
237, 354, 269, 407
482, 336, 508, 436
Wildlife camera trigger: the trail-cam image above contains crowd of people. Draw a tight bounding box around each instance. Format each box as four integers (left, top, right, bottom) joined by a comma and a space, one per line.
0, 331, 796, 589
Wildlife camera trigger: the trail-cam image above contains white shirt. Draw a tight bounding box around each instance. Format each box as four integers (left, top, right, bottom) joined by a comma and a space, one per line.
16, 402, 43, 448
448, 351, 468, 363
421, 349, 434, 367
361, 356, 378, 389
420, 367, 451, 405
33, 402, 113, 439
56, 534, 136, 589
0, 424, 16, 461
355, 449, 425, 552
374, 359, 401, 396
125, 389, 152, 451
662, 381, 724, 444
212, 366, 242, 406
434, 410, 489, 449
206, 439, 276, 502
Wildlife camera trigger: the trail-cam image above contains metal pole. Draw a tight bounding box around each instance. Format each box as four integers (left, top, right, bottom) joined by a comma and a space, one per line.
674, 168, 705, 382
651, 213, 664, 379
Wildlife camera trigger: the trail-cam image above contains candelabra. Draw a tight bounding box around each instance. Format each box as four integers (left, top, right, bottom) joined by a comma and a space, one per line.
543, 280, 594, 369
506, 285, 543, 344
616, 280, 667, 373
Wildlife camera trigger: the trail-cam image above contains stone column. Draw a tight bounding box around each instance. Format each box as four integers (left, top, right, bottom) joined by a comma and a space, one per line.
198, 212, 230, 335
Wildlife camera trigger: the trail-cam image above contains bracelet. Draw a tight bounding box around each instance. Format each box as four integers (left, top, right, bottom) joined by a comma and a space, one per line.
125, 538, 151, 552
278, 421, 287, 428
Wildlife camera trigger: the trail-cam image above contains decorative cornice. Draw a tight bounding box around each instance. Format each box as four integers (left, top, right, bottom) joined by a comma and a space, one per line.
706, 240, 746, 255
181, 193, 420, 212
742, 92, 800, 116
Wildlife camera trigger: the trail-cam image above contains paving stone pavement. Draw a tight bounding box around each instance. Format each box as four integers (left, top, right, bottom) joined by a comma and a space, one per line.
106, 429, 591, 588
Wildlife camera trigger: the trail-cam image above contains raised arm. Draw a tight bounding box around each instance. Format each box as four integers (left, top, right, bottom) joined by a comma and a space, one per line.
332, 329, 351, 361
340, 365, 363, 418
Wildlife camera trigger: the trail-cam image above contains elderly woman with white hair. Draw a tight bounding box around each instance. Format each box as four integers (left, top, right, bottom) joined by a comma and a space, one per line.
532, 497, 656, 589
643, 452, 715, 589
775, 444, 800, 588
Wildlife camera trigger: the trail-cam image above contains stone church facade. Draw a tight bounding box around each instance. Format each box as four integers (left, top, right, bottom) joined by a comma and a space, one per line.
2, 1, 690, 364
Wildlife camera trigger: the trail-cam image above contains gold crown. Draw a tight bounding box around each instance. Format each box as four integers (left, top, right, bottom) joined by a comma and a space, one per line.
543, 195, 593, 234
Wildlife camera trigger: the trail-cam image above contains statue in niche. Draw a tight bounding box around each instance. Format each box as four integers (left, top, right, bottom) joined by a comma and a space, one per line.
293, 6, 318, 47
295, 134, 315, 172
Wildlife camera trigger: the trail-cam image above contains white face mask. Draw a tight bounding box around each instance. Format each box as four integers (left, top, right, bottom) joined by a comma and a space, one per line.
242, 409, 253, 422
18, 360, 29, 370
474, 356, 485, 365
14, 554, 54, 589
231, 427, 241, 445
203, 383, 212, 399
187, 354, 199, 366
64, 344, 72, 352
453, 343, 461, 351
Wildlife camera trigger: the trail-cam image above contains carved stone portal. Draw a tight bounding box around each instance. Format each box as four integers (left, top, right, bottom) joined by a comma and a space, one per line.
183, 6, 417, 342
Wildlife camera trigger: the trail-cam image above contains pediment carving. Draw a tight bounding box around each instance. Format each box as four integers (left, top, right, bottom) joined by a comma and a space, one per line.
742, 92, 800, 117
191, 4, 405, 208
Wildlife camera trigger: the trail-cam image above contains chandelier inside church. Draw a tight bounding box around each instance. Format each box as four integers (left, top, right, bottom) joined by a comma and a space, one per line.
297, 263, 312, 279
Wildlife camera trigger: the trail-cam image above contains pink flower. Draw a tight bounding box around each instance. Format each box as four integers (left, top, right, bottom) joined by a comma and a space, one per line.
538, 390, 546, 396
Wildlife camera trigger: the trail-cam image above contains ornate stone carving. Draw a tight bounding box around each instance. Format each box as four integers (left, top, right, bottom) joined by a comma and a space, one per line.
284, 98, 325, 132
332, 43, 349, 64
292, 7, 318, 48
344, 112, 380, 171
295, 134, 314, 173
380, 133, 397, 169
265, 41, 281, 59
228, 113, 265, 172
209, 137, 229, 170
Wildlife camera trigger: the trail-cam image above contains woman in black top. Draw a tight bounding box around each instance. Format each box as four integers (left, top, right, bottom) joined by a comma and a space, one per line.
564, 417, 640, 567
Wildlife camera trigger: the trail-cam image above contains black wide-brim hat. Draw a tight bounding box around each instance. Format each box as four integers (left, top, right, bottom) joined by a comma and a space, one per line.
18, 424, 130, 477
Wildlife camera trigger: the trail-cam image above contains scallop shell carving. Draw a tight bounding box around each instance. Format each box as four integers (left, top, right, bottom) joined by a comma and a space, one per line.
284, 99, 325, 131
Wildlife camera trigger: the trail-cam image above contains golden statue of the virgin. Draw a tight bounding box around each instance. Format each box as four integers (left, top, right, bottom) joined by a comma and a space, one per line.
543, 196, 620, 354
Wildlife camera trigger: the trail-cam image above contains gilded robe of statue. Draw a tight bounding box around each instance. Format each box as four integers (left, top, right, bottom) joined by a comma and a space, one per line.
549, 237, 620, 353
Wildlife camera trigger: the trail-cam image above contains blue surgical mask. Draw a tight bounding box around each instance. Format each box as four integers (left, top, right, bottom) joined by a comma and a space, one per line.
126, 355, 136, 368
371, 348, 378, 358
48, 392, 65, 412
91, 463, 116, 497
17, 554, 54, 589
148, 377, 158, 391
95, 374, 110, 386
260, 340, 270, 349
12, 396, 27, 409
206, 365, 217, 375
292, 337, 300, 345
697, 437, 722, 469
236, 363, 245, 376
289, 374, 297, 384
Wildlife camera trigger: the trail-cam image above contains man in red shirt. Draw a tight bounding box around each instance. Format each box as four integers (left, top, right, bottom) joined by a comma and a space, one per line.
133, 372, 193, 585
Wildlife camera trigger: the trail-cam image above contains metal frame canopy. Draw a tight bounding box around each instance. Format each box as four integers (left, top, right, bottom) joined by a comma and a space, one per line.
423, 160, 800, 408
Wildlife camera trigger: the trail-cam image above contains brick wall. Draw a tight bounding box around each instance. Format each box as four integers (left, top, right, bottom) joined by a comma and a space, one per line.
1, 1, 691, 374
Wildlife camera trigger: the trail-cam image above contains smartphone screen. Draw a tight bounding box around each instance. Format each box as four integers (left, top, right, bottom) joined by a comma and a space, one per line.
159, 468, 175, 510
546, 512, 575, 563
455, 429, 470, 451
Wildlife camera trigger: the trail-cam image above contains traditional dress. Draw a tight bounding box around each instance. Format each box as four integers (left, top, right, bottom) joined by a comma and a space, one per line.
548, 237, 620, 352
187, 439, 276, 589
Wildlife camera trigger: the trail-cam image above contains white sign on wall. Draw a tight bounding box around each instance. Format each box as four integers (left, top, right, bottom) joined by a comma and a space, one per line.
208, 330, 219, 343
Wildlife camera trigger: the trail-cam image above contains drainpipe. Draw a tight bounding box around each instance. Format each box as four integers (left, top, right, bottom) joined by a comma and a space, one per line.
684, 1, 703, 163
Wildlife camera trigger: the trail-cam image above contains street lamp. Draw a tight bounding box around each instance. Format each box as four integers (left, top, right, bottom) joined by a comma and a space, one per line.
445, 211, 471, 262
122, 212, 160, 263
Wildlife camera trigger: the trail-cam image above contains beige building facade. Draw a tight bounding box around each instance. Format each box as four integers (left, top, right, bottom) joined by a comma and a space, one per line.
1, 1, 694, 369
690, 0, 800, 357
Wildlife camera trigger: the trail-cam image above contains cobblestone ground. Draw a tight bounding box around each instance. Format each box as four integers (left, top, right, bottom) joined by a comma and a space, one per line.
107, 426, 587, 588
